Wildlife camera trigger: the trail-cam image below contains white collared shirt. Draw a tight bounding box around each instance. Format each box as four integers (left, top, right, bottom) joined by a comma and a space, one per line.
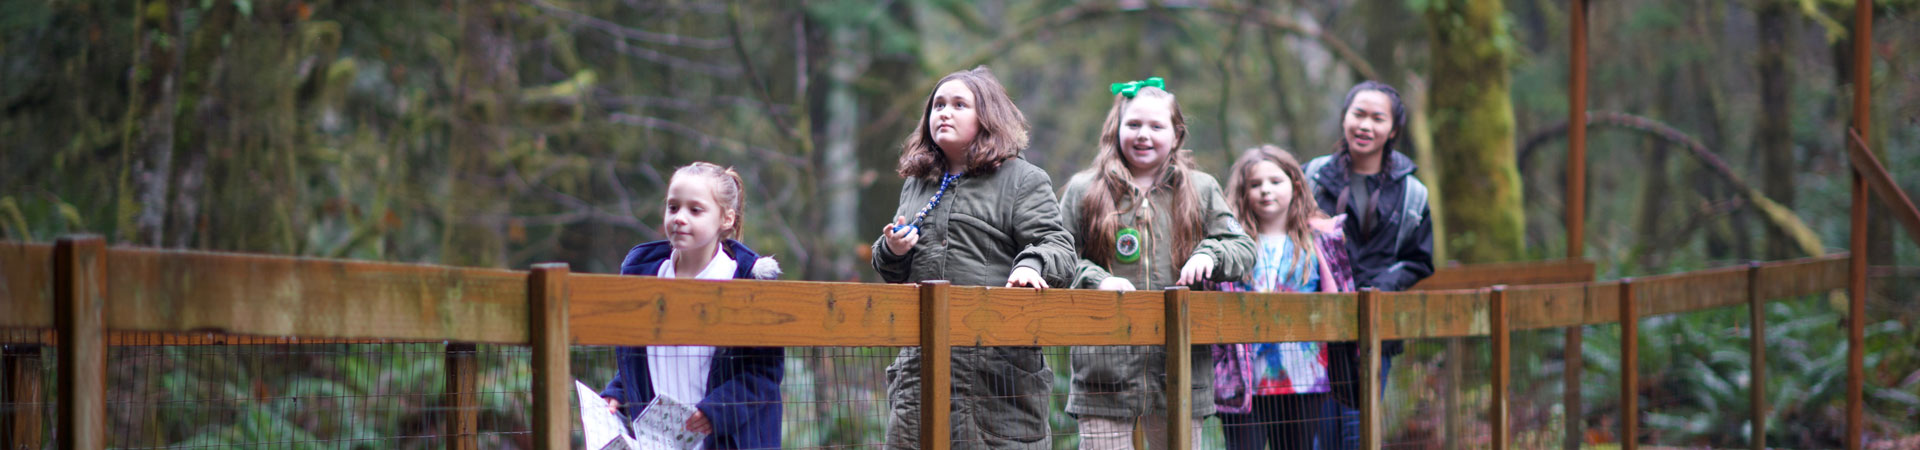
649, 245, 732, 445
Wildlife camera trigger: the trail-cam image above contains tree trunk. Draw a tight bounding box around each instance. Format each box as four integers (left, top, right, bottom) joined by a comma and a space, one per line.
130, 0, 183, 247
855, 2, 921, 282
820, 20, 863, 281
444, 0, 516, 268
1637, 136, 1671, 270
1756, 1, 1796, 260
1426, 0, 1525, 263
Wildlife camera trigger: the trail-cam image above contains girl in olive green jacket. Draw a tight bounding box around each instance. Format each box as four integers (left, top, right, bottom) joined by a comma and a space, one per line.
1059, 78, 1255, 449
872, 66, 1077, 450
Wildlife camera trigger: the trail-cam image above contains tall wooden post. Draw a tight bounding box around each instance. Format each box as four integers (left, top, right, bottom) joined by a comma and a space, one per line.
1491, 287, 1511, 450
1748, 262, 1767, 450
529, 263, 570, 450
1359, 289, 1382, 449
1564, 320, 1584, 450
1564, 2, 1590, 448
1165, 287, 1192, 450
1567, 0, 1589, 260
1619, 279, 1638, 450
1845, 0, 1871, 448
919, 281, 952, 450
55, 236, 105, 450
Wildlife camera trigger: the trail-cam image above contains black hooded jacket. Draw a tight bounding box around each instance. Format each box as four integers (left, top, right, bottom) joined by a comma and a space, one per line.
1306, 150, 1435, 292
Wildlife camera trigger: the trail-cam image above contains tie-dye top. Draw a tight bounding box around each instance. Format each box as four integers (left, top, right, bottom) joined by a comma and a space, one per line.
1220, 234, 1330, 395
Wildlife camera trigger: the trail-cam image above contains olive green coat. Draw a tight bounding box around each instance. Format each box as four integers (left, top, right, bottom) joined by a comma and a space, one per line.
872, 156, 1076, 449
1057, 169, 1255, 419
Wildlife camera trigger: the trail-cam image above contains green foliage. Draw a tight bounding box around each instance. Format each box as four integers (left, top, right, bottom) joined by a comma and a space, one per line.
1572, 298, 1918, 447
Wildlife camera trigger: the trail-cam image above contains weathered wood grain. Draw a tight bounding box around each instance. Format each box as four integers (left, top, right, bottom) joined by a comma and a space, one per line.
569, 275, 921, 347
104, 247, 529, 343
0, 243, 53, 329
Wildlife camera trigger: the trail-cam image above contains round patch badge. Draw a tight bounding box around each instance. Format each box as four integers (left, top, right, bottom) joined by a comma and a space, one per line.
1115, 227, 1142, 264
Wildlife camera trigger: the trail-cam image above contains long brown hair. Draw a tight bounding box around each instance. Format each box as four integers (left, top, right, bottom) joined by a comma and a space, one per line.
1225, 145, 1325, 279
1074, 86, 1204, 269
896, 66, 1030, 179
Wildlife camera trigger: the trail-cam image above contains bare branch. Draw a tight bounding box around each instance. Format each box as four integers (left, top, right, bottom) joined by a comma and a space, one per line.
600, 160, 638, 220
606, 39, 741, 78
862, 1, 1382, 143
724, 1, 809, 151
743, 165, 811, 269
528, 0, 731, 49
607, 113, 809, 166
1520, 110, 1826, 257
598, 92, 794, 116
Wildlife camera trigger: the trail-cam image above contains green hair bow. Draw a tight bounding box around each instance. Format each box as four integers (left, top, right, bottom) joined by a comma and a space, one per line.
1109, 77, 1166, 98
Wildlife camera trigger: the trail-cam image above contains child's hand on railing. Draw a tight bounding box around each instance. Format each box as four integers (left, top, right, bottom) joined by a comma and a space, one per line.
882, 216, 920, 256
1005, 266, 1048, 289
1176, 253, 1215, 286
1098, 276, 1136, 292
603, 397, 620, 415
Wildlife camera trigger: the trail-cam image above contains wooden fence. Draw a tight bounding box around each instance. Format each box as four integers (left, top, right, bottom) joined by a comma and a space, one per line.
0, 237, 1854, 449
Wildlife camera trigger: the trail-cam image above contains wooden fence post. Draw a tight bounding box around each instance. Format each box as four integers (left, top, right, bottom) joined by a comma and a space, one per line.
1165, 287, 1192, 450
1359, 288, 1381, 450
3, 344, 44, 450
1619, 278, 1637, 450
1444, 338, 1463, 449
1565, 0, 1591, 443
1491, 286, 1510, 450
1564, 323, 1583, 450
1847, 0, 1873, 445
1748, 262, 1767, 450
919, 281, 951, 450
54, 236, 105, 450
444, 343, 478, 450
529, 263, 570, 450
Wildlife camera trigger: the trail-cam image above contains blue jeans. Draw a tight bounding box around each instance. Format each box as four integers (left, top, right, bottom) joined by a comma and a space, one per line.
1321, 354, 1394, 450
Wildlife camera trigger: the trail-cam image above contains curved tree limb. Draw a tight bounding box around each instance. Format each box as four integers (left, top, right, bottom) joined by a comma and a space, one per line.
1519, 111, 1826, 258
862, 1, 1383, 143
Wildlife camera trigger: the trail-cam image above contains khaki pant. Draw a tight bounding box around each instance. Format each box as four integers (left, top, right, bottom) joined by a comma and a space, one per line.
1075, 414, 1205, 450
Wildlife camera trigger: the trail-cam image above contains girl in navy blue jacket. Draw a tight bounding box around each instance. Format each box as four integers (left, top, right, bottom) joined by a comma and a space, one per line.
601, 162, 784, 449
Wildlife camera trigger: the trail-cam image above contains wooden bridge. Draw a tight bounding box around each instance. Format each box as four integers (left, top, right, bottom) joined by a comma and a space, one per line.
0, 237, 1879, 450
3, 0, 1916, 449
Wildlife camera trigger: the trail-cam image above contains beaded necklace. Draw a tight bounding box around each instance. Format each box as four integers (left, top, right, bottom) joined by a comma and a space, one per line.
892, 172, 963, 234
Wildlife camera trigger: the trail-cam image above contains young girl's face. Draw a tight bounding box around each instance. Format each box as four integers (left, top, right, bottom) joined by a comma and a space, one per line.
1341, 90, 1396, 157
1118, 96, 1177, 174
927, 80, 981, 156
1243, 160, 1293, 231
663, 174, 735, 254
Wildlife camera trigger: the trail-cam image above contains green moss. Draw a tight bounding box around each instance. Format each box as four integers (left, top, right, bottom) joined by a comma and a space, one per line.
1426, 0, 1526, 263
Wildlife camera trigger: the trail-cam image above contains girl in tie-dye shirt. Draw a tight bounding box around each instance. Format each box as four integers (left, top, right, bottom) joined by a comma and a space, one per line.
1213, 146, 1354, 450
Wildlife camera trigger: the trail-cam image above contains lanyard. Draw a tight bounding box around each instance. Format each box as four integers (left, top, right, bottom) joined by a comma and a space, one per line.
893, 172, 962, 234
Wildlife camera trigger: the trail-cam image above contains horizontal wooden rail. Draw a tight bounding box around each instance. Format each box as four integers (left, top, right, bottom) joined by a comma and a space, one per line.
0, 243, 53, 329
3, 244, 530, 343
0, 330, 430, 346
1413, 258, 1596, 290
0, 242, 1851, 347
1848, 128, 1920, 246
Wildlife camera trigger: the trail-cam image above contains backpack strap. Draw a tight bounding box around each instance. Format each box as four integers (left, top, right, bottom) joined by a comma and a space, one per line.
1304, 155, 1333, 188
1395, 177, 1429, 251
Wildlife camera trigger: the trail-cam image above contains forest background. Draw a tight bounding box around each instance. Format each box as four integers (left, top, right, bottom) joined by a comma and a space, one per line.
2, 0, 1918, 448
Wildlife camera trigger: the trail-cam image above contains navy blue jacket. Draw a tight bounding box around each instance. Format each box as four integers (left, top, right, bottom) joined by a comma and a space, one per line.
601, 239, 783, 449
